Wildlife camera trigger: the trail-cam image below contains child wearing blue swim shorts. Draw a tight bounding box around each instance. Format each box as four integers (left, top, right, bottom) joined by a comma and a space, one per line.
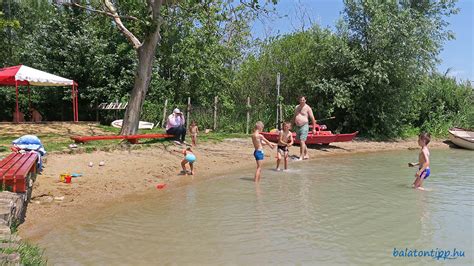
252, 121, 276, 182
181, 147, 196, 175
408, 132, 431, 190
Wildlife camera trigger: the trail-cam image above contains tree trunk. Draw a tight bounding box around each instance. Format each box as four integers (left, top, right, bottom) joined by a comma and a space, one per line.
120, 32, 161, 135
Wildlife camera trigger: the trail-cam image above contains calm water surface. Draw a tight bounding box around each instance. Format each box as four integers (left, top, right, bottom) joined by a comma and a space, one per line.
37, 149, 473, 265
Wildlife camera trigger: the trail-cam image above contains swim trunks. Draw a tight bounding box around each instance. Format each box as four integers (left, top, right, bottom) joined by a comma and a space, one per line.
277, 145, 288, 155
296, 123, 309, 141
420, 168, 430, 179
185, 154, 196, 163
254, 149, 264, 161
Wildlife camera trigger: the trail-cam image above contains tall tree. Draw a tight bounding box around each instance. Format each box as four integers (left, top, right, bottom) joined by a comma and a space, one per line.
67, 0, 275, 135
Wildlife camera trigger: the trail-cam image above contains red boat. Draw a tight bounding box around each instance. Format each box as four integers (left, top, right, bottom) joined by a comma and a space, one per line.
261, 125, 358, 145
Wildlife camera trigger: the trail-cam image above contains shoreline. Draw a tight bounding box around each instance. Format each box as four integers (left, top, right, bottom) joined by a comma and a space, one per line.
18, 138, 450, 241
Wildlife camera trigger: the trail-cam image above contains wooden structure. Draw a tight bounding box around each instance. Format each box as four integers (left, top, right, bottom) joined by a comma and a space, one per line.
448, 127, 474, 150
71, 133, 174, 144
0, 152, 38, 193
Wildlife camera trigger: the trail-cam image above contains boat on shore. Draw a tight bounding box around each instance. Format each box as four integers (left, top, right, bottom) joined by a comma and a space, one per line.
261, 125, 358, 145
111, 119, 154, 130
448, 127, 474, 150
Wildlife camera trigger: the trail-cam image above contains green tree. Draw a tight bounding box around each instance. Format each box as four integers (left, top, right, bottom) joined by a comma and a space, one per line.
341, 0, 458, 137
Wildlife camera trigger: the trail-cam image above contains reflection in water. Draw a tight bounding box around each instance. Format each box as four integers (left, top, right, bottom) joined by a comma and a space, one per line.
37, 150, 473, 265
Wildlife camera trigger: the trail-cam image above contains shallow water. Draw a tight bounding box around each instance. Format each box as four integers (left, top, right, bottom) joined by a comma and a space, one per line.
37, 149, 473, 265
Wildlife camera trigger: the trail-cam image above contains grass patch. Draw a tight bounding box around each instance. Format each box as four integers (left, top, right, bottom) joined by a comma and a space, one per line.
199, 132, 248, 143
0, 239, 47, 265
17, 241, 47, 265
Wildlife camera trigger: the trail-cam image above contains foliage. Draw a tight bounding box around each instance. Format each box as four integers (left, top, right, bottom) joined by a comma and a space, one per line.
0, 0, 470, 139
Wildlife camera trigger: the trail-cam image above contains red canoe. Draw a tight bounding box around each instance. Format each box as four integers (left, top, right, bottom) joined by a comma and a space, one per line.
261, 127, 358, 145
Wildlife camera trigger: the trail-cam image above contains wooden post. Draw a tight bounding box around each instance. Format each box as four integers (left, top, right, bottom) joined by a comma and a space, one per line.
279, 103, 283, 126
213, 96, 218, 131
276, 72, 281, 130
161, 99, 168, 128
186, 97, 191, 127
246, 97, 250, 134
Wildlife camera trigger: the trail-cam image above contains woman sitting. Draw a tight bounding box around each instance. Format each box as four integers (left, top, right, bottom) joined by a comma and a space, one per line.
166, 108, 186, 144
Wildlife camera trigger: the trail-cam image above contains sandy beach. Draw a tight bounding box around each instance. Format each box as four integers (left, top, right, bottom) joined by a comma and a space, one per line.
17, 136, 450, 241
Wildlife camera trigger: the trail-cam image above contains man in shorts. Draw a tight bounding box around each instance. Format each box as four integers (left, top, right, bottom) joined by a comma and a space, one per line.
293, 96, 317, 160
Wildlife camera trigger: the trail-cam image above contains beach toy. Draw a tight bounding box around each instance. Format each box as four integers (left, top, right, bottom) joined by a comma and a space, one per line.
156, 183, 167, 189
65, 175, 72, 183
88, 162, 94, 167
99, 161, 105, 166
71, 173, 82, 178
59, 173, 69, 182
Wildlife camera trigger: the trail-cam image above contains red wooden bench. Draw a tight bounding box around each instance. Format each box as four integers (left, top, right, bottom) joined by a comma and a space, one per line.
0, 152, 38, 193
70, 133, 175, 144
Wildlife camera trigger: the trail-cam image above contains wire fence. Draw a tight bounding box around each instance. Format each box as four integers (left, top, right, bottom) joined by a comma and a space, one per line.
132, 97, 294, 133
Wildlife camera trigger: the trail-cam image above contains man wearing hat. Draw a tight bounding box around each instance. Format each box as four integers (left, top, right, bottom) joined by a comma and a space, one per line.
166, 108, 187, 144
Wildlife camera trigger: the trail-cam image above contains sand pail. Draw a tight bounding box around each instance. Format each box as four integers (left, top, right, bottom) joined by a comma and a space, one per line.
65, 175, 72, 184
59, 173, 68, 182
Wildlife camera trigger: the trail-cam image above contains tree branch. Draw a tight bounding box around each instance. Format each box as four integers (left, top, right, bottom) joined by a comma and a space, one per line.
102, 0, 143, 49
63, 2, 140, 21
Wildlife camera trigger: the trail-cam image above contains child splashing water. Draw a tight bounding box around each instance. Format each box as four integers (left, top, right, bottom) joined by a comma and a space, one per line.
276, 122, 294, 171
408, 132, 431, 190
252, 121, 276, 182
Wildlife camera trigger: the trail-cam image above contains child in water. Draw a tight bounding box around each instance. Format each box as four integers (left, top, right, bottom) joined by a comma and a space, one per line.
189, 121, 199, 146
252, 121, 275, 182
276, 122, 294, 171
408, 132, 431, 190
181, 147, 196, 175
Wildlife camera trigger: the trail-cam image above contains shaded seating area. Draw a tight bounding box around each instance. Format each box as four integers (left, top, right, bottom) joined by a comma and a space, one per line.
0, 65, 79, 122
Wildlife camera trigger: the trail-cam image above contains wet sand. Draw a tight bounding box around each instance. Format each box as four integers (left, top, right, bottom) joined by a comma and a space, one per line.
18, 137, 450, 241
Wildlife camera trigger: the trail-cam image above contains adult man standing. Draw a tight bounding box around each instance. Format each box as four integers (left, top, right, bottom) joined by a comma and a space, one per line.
293, 96, 317, 160
166, 108, 186, 144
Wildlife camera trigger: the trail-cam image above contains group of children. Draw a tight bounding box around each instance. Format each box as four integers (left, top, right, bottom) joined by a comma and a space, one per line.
178, 119, 432, 190
252, 121, 432, 189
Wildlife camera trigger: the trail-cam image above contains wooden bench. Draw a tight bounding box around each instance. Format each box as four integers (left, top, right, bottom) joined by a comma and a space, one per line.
0, 152, 38, 193
71, 133, 175, 144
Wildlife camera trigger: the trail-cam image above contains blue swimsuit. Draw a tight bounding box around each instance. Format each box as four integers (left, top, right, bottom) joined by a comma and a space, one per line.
253, 149, 264, 161
185, 154, 196, 163
420, 168, 430, 179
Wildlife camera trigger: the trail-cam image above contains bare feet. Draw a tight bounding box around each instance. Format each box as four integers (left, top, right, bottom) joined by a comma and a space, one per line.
416, 187, 425, 191
303, 155, 309, 160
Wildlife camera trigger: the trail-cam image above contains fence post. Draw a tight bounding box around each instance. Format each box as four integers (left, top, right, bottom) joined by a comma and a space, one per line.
213, 96, 218, 131
246, 97, 250, 134
186, 97, 191, 126
161, 99, 168, 128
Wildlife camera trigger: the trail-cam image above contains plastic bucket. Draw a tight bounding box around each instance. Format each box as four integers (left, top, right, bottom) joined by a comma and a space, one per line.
60, 174, 68, 182
65, 175, 72, 184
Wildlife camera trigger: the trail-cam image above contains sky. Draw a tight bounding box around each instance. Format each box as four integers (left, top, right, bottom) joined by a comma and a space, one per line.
251, 0, 474, 82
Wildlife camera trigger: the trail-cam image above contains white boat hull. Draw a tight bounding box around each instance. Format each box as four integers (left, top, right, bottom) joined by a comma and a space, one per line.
111, 120, 154, 130
448, 128, 474, 150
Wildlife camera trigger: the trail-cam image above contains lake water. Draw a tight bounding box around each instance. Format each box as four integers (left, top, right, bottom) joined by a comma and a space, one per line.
36, 149, 473, 265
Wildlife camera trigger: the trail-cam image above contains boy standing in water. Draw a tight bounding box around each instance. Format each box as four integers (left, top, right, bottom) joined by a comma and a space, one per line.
276, 122, 294, 171
252, 121, 275, 182
408, 132, 431, 190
